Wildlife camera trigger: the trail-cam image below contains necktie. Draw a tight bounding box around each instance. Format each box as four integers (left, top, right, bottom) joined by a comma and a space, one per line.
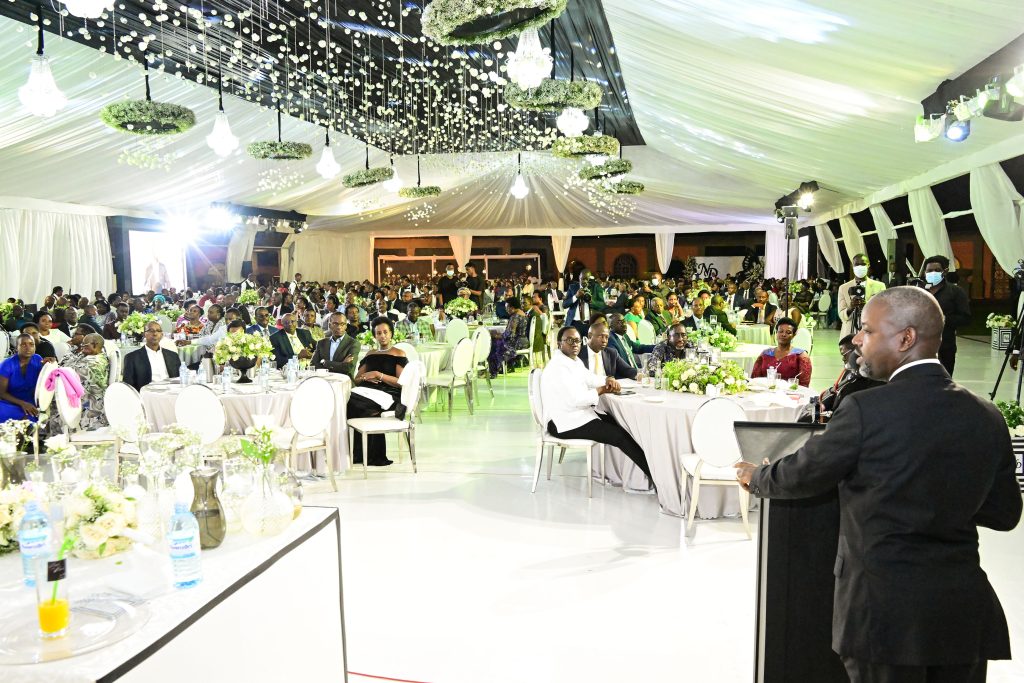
620, 337, 637, 368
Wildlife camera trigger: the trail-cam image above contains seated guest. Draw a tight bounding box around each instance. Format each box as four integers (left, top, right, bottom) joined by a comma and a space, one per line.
175, 304, 227, 364
396, 304, 434, 342
394, 290, 416, 315
703, 295, 738, 335
374, 298, 399, 323
19, 323, 56, 362
82, 304, 104, 333
37, 311, 70, 347
348, 317, 408, 466
751, 317, 812, 387
624, 295, 646, 338
680, 299, 707, 330
270, 313, 315, 368
540, 327, 652, 483
301, 309, 325, 343
743, 289, 778, 328
122, 321, 182, 391
246, 307, 276, 339
578, 322, 637, 380
56, 308, 79, 337
345, 304, 367, 338
103, 303, 130, 339
311, 313, 358, 378
3, 304, 35, 332
646, 297, 669, 336
0, 334, 44, 422
815, 334, 883, 421
320, 296, 341, 331
488, 299, 530, 376
607, 313, 654, 372
646, 324, 691, 374
664, 292, 685, 326
48, 333, 109, 435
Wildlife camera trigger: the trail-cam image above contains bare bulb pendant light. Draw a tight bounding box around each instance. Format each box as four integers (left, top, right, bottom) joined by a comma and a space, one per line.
510, 153, 530, 200
206, 69, 239, 157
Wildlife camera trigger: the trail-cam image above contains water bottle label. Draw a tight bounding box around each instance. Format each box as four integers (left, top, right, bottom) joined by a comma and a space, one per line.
20, 533, 49, 552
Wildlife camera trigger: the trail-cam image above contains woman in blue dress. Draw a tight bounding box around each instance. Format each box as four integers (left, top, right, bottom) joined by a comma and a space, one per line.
0, 333, 44, 422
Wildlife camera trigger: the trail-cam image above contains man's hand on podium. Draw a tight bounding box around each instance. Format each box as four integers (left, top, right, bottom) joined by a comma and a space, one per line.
735, 459, 769, 492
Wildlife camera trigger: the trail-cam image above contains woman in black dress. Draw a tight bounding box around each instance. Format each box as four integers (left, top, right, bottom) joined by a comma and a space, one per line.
348, 316, 408, 466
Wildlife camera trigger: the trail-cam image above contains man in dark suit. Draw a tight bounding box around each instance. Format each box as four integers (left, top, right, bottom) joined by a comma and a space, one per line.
310, 313, 358, 378
270, 313, 314, 369
737, 287, 1021, 683
680, 299, 707, 331
743, 288, 778, 328
923, 255, 971, 376
578, 321, 637, 380
122, 321, 181, 391
703, 295, 738, 335
246, 307, 277, 340
606, 313, 653, 371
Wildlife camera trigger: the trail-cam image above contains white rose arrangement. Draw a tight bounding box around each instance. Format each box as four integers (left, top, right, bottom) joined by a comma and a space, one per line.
0, 487, 34, 555
64, 484, 138, 559
213, 331, 275, 366
117, 312, 159, 336
661, 359, 749, 396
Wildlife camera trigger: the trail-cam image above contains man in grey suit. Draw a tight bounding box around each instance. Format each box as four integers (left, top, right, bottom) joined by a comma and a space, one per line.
577, 321, 637, 380
737, 287, 1021, 683
310, 312, 358, 378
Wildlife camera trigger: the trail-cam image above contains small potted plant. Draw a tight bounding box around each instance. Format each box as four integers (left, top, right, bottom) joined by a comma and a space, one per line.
986, 313, 1016, 351
995, 400, 1024, 492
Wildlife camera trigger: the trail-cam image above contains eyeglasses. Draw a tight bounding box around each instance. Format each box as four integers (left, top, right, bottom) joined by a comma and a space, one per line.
561, 338, 582, 345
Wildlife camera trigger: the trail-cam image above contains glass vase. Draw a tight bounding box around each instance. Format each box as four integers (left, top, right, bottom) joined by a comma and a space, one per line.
190, 468, 226, 549
0, 452, 27, 488
240, 464, 293, 537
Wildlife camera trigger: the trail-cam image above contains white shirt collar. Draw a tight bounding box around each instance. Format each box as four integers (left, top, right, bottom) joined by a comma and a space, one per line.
888, 358, 942, 381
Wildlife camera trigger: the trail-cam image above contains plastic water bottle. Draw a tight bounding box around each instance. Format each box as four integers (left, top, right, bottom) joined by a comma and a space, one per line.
655, 366, 663, 390
18, 501, 51, 587
260, 366, 270, 392
221, 367, 231, 392
167, 503, 203, 589
180, 370, 189, 387
197, 366, 208, 385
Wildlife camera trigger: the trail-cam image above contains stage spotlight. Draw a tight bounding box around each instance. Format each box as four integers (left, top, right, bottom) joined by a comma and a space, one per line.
797, 192, 814, 210
204, 206, 238, 232
914, 114, 944, 142
944, 119, 970, 142
162, 214, 199, 242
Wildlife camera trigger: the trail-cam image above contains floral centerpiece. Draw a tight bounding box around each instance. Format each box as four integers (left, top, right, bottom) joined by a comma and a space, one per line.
996, 401, 1024, 438
690, 328, 739, 352
685, 280, 711, 301
0, 419, 34, 455
239, 427, 293, 536
788, 281, 803, 294
444, 298, 479, 319
160, 306, 185, 322
357, 328, 407, 347
214, 332, 274, 383
64, 483, 138, 559
986, 313, 1016, 329
0, 486, 34, 555
238, 289, 261, 306
0, 302, 14, 321
117, 312, 159, 337
662, 359, 748, 395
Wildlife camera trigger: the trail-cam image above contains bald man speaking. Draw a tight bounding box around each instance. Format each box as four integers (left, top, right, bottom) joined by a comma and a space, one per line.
736, 287, 1021, 683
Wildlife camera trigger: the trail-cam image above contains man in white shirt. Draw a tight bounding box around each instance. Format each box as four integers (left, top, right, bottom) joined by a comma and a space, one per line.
289, 273, 303, 296
540, 327, 652, 482
122, 321, 182, 390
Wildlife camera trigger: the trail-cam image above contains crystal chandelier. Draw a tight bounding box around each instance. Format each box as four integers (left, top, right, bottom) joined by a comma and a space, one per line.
557, 107, 589, 137
510, 153, 530, 200
206, 71, 238, 157
18, 10, 66, 118
63, 0, 114, 19
505, 28, 551, 90
315, 129, 341, 180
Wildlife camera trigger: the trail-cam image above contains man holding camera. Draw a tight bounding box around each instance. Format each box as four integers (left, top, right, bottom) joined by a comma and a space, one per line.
563, 270, 606, 334
923, 255, 971, 376
838, 253, 886, 337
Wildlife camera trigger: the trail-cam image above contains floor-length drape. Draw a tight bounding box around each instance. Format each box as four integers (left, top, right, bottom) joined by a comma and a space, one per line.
838, 215, 867, 263
868, 205, 897, 260
970, 164, 1024, 276
764, 227, 788, 279
907, 187, 955, 270
449, 234, 472, 270
815, 224, 844, 273
654, 232, 676, 274
226, 224, 258, 284
0, 209, 114, 303
282, 232, 374, 283
551, 234, 572, 275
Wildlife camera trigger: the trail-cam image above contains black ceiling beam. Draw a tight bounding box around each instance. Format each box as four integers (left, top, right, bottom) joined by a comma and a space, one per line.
921, 31, 1024, 117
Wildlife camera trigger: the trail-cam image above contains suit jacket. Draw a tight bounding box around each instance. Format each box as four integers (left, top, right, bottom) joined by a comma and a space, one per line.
563, 282, 606, 327
750, 363, 1021, 665
578, 345, 637, 380
702, 308, 737, 335
245, 324, 278, 339
310, 335, 358, 378
927, 282, 971, 351
607, 333, 653, 370
743, 303, 778, 327
270, 328, 315, 369
837, 277, 886, 337
122, 346, 181, 391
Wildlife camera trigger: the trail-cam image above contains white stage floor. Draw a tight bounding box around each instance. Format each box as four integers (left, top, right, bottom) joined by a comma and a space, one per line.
307, 330, 1024, 683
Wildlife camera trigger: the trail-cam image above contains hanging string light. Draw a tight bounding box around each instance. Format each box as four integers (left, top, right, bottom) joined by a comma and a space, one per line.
206, 67, 239, 157
315, 127, 341, 179
383, 154, 403, 192
19, 6, 67, 118
505, 27, 552, 90
63, 0, 114, 20
510, 152, 530, 200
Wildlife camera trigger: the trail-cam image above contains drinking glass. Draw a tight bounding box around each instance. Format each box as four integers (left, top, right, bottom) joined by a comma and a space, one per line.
35, 556, 70, 639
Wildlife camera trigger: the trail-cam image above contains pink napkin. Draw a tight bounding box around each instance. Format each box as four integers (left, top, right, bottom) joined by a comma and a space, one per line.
44, 368, 85, 408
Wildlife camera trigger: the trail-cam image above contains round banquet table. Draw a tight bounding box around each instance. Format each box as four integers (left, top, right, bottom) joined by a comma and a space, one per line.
357, 343, 451, 376
597, 384, 814, 518
140, 373, 351, 473
435, 323, 506, 343
735, 324, 773, 346
720, 343, 771, 376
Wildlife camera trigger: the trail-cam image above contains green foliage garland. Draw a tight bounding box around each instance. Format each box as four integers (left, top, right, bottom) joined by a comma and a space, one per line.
422, 0, 568, 46
343, 167, 394, 188
399, 186, 442, 198
579, 159, 632, 181
504, 79, 603, 111
551, 135, 619, 159
246, 141, 313, 160
99, 100, 196, 136
602, 180, 645, 195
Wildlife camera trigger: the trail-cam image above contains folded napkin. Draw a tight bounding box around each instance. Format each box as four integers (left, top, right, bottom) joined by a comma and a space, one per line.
352, 387, 394, 410
45, 367, 85, 408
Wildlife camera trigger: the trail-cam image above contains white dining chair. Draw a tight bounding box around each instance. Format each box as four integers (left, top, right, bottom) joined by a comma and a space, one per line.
528, 369, 603, 498
71, 382, 147, 474
0, 331, 8, 358
348, 360, 424, 479
423, 338, 475, 420
470, 328, 494, 399
444, 317, 469, 348
637, 319, 657, 345
815, 291, 832, 328
271, 376, 338, 491
156, 315, 173, 334
683, 398, 751, 538
394, 342, 419, 364
174, 384, 227, 447
105, 344, 121, 386
792, 328, 813, 354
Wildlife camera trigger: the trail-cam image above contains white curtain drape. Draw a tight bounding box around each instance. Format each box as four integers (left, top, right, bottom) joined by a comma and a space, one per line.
798, 235, 809, 279
970, 164, 1024, 275
0, 210, 114, 303
815, 224, 844, 273
764, 227, 788, 278
225, 224, 258, 283
907, 187, 955, 270
283, 232, 374, 283
551, 235, 572, 274
449, 234, 472, 270
654, 232, 676, 274
867, 204, 897, 260
838, 215, 867, 263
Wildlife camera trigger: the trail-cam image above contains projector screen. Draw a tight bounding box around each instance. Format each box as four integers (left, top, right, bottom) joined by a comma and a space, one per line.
128, 230, 187, 294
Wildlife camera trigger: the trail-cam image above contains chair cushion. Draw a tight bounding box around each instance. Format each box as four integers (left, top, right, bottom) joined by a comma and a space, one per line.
347, 417, 409, 433
70, 427, 117, 443
423, 372, 466, 387
681, 454, 740, 480
542, 433, 596, 448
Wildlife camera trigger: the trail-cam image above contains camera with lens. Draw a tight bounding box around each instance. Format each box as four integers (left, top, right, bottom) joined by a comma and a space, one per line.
849, 284, 865, 299
580, 289, 593, 303
906, 276, 925, 288
1014, 260, 1024, 286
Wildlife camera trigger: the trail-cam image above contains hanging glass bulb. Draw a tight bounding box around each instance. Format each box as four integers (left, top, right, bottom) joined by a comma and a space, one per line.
19, 54, 66, 118
557, 107, 589, 137
505, 28, 551, 90
63, 0, 113, 19
510, 174, 530, 200
206, 111, 239, 157
316, 145, 341, 180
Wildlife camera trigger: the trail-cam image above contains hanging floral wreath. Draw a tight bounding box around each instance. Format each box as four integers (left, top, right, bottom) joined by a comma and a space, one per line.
399, 186, 442, 198
99, 100, 196, 136
601, 180, 645, 195
422, 0, 568, 46
246, 141, 313, 160
343, 167, 395, 188
504, 79, 603, 111
579, 159, 632, 181
551, 135, 619, 159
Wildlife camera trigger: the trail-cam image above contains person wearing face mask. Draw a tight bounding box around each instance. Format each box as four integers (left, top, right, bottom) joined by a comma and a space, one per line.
922, 255, 971, 376
437, 263, 461, 306
837, 253, 886, 337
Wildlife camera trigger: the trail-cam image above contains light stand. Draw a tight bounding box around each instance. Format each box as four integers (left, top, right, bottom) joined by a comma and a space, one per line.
988, 303, 1024, 404
781, 206, 799, 314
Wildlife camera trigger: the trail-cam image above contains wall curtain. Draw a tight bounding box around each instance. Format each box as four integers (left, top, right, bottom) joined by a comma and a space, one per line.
0, 209, 114, 303
654, 232, 676, 275
282, 232, 374, 283
226, 224, 258, 283
815, 224, 844, 273
449, 234, 473, 270
764, 226, 788, 279
969, 164, 1024, 275
907, 187, 955, 270
551, 235, 572, 274
838, 215, 867, 263
867, 205, 897, 260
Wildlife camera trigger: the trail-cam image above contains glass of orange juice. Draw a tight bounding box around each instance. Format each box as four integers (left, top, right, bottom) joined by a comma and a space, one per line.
34, 556, 70, 639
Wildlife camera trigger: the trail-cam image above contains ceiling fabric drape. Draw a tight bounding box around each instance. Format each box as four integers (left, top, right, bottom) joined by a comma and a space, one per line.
907, 187, 955, 271
551, 235, 572, 274
654, 232, 676, 275
815, 224, 845, 273
449, 235, 473, 270
764, 227, 788, 279
969, 164, 1024, 276
226, 224, 258, 284
867, 204, 897, 260
284, 232, 373, 283
838, 215, 867, 262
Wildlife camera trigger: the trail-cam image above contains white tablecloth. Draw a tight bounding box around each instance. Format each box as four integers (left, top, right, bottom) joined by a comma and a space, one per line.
140, 375, 351, 473
435, 324, 505, 342
597, 386, 813, 518
720, 343, 771, 376
736, 324, 773, 346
